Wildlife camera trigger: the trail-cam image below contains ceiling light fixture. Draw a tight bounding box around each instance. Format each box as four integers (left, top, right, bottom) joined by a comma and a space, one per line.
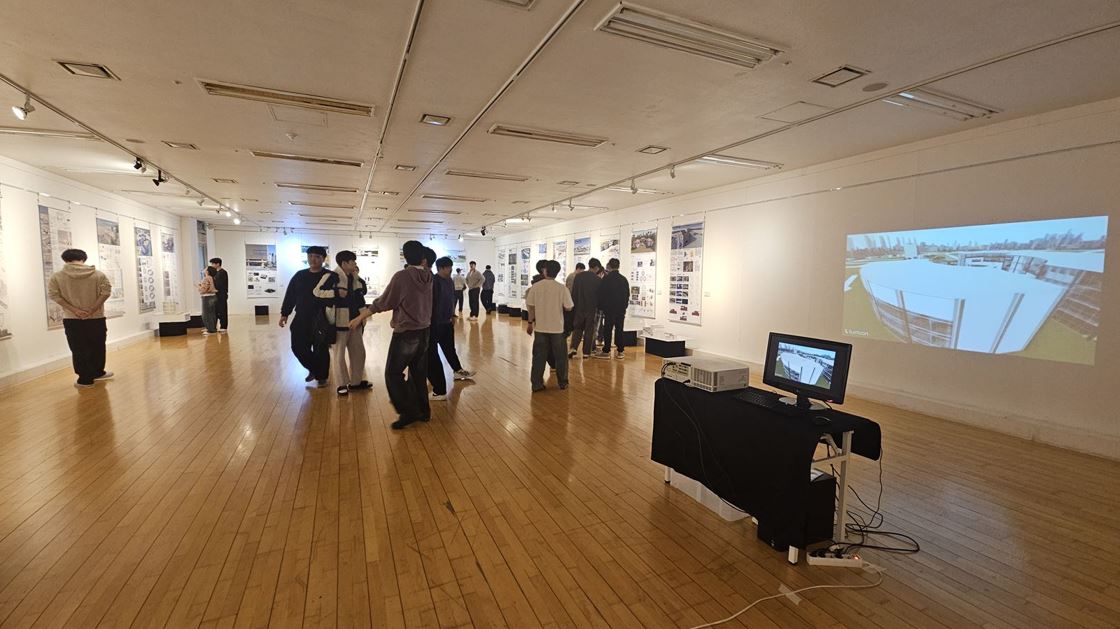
487, 123, 607, 148
368, 190, 399, 196
445, 168, 529, 182
197, 79, 374, 116
212, 177, 237, 184
233, 217, 242, 225
697, 154, 782, 169
567, 198, 574, 211
152, 170, 167, 186
251, 150, 363, 167
162, 140, 199, 150
420, 113, 451, 126
596, 4, 782, 69
669, 164, 676, 179
223, 210, 233, 217
275, 182, 359, 193
481, 226, 488, 236
457, 234, 464, 242
197, 198, 206, 206
133, 157, 144, 171
12, 93, 35, 120
421, 193, 487, 203
606, 185, 667, 195
630, 179, 638, 194
0, 126, 96, 139
881, 87, 998, 121
395, 164, 417, 171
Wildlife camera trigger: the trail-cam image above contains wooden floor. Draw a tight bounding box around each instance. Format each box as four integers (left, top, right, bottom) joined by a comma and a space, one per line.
0, 313, 1117, 629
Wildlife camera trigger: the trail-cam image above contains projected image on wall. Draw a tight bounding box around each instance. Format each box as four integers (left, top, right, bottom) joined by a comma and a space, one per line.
774, 342, 836, 389
844, 216, 1107, 365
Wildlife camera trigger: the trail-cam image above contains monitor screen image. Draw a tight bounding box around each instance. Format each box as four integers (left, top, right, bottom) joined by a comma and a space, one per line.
773, 342, 837, 390
844, 216, 1108, 365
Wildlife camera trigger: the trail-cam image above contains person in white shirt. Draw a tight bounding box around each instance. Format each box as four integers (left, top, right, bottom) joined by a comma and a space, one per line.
524, 259, 573, 392
452, 268, 466, 316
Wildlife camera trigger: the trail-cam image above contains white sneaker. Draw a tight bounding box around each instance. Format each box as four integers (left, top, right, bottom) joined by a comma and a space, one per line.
469, 316, 478, 321
430, 392, 447, 400
593, 351, 612, 360
217, 329, 227, 334
95, 371, 115, 381
454, 369, 476, 380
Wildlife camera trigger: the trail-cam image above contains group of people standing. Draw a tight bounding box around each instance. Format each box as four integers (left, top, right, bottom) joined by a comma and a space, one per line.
450, 262, 494, 319
197, 257, 229, 335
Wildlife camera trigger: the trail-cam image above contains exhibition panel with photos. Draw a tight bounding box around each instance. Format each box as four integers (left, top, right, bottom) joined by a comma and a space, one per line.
494, 98, 1120, 459
0, 159, 188, 382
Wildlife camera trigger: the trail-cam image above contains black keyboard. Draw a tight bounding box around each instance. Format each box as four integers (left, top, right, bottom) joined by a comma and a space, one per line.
734, 388, 808, 416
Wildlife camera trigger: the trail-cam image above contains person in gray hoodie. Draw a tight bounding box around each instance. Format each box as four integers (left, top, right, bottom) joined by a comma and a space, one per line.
350, 240, 433, 429
47, 249, 114, 388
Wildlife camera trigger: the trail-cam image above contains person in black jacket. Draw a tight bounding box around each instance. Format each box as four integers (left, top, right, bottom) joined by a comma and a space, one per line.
427, 256, 475, 400
594, 258, 630, 360
279, 246, 331, 386
314, 250, 372, 395
209, 257, 230, 332
568, 258, 602, 359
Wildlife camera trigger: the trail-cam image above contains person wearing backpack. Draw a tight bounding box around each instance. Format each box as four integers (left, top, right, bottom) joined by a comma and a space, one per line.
314, 250, 372, 395
198, 266, 219, 335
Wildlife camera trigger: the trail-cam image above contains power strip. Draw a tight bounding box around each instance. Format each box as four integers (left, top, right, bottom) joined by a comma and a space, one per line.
807, 553, 863, 568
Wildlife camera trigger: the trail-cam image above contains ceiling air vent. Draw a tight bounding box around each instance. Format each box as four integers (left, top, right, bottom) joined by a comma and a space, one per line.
445, 168, 530, 182
163, 141, 199, 150
812, 65, 870, 88
596, 4, 782, 69
397, 219, 443, 224
212, 178, 238, 184
288, 201, 356, 209
409, 209, 462, 215
275, 182, 359, 193
422, 194, 487, 202
197, 79, 373, 116
251, 150, 363, 168
298, 214, 352, 221
487, 124, 606, 148
56, 60, 119, 80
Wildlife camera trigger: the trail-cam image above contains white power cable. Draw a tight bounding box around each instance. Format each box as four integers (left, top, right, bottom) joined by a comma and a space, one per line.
688, 571, 884, 629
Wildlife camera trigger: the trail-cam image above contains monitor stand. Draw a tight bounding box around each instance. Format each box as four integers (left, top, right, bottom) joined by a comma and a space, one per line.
779, 394, 827, 412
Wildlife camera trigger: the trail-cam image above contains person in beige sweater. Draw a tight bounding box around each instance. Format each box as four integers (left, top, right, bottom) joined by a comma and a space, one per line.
47, 249, 114, 388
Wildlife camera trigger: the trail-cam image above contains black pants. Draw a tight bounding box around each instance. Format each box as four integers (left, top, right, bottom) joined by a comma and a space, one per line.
570, 310, 597, 355
386, 328, 430, 421
481, 289, 494, 312
468, 288, 481, 317
427, 322, 464, 395
290, 314, 330, 380
602, 311, 626, 352
215, 293, 229, 330
63, 318, 107, 385
454, 290, 464, 313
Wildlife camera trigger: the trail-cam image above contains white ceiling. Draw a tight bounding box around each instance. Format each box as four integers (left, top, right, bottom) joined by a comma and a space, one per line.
1, 0, 1119, 237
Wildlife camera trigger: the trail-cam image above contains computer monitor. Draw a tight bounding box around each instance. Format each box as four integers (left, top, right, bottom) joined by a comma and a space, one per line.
762, 333, 852, 410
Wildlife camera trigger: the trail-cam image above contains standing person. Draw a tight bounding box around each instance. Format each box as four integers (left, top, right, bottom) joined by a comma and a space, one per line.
568, 258, 602, 359
452, 267, 466, 316
210, 257, 229, 333
314, 250, 372, 396
525, 260, 572, 392
531, 260, 547, 284
563, 262, 583, 338
481, 265, 496, 313
595, 258, 630, 359
465, 261, 484, 320
427, 256, 476, 400
47, 249, 113, 388
350, 240, 433, 430
279, 246, 332, 387
565, 262, 584, 292
199, 266, 219, 335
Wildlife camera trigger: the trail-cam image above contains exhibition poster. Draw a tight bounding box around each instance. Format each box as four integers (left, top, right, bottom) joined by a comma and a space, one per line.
0, 208, 9, 340
495, 248, 506, 300
449, 248, 467, 266
356, 247, 379, 297
507, 249, 517, 301
135, 224, 157, 313
629, 226, 657, 318
39, 205, 73, 329
669, 220, 704, 325
245, 243, 279, 298
574, 236, 591, 268
94, 214, 125, 319
554, 239, 568, 282
519, 246, 531, 299
599, 234, 620, 261
160, 228, 180, 313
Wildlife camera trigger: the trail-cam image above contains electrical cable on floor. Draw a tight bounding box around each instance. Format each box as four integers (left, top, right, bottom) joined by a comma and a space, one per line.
824, 444, 920, 556
687, 571, 884, 629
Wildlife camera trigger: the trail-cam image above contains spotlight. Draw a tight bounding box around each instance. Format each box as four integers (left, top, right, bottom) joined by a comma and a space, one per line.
457, 234, 463, 242
133, 157, 144, 171
233, 217, 242, 225
669, 164, 676, 179
481, 226, 487, 236
152, 169, 166, 186
223, 210, 233, 217
630, 178, 637, 194
551, 203, 556, 213
567, 198, 574, 211
11, 93, 34, 121
197, 198, 205, 206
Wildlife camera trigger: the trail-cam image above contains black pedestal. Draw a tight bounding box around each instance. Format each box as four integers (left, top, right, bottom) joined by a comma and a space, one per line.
498, 304, 508, 314
507, 307, 522, 318
255, 305, 270, 316
645, 336, 687, 357
619, 330, 638, 348
158, 321, 188, 337
187, 315, 203, 329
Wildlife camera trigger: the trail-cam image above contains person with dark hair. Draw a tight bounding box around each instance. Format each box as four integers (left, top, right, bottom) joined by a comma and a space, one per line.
565, 262, 584, 291
465, 261, 484, 320
481, 264, 496, 313
531, 259, 547, 284
350, 240, 433, 429
568, 258, 602, 359
525, 259, 572, 392
198, 266, 219, 335
427, 256, 475, 400
422, 247, 436, 270
452, 267, 466, 316
280, 245, 331, 387
563, 262, 583, 336
48, 249, 113, 388
209, 257, 229, 333
595, 257, 630, 359
314, 250, 371, 395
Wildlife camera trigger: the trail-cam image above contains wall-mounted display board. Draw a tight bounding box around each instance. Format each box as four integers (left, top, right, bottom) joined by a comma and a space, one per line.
246, 243, 279, 298
356, 247, 379, 297
39, 205, 73, 329
668, 220, 704, 325
574, 236, 591, 268
554, 239, 568, 282
519, 246, 531, 299
599, 233, 620, 261
0, 207, 10, 339
629, 226, 658, 318
496, 248, 507, 301
95, 213, 126, 319
160, 228, 180, 313
135, 224, 157, 313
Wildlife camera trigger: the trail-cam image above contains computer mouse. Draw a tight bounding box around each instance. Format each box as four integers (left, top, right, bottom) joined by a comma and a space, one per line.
812, 416, 831, 427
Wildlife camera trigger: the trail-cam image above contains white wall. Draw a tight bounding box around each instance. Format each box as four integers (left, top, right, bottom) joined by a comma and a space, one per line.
0, 156, 185, 386
497, 97, 1120, 460
210, 229, 495, 316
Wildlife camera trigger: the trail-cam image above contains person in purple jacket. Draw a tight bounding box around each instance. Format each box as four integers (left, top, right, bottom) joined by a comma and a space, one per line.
350, 240, 433, 429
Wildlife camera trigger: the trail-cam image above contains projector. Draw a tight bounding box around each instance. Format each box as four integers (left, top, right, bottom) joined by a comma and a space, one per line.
662, 356, 750, 393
